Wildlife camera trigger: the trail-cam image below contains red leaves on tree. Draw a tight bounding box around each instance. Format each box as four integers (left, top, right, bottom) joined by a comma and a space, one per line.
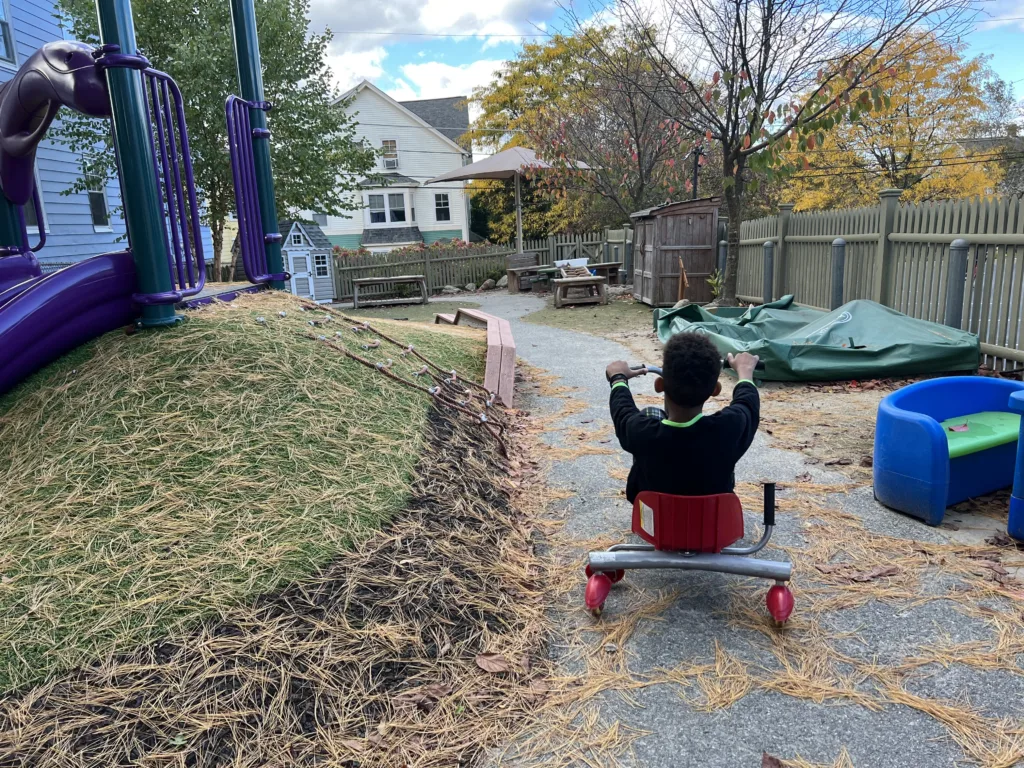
712, 71, 721, 85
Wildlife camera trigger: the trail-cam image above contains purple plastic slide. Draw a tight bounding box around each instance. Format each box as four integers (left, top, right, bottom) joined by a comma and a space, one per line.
0, 252, 137, 395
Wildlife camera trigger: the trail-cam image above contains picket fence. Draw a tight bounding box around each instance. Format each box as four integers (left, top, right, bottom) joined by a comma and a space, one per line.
332, 245, 513, 302
737, 190, 1024, 368
520, 228, 634, 269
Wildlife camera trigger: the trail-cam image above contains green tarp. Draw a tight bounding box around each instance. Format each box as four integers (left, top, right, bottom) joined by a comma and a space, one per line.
654, 296, 980, 382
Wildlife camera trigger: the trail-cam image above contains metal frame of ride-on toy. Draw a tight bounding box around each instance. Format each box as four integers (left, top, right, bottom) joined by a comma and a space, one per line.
584, 365, 795, 623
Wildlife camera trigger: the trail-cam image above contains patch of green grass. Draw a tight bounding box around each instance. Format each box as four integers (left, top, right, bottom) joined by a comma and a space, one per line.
347, 299, 481, 325
522, 295, 654, 337
0, 291, 485, 692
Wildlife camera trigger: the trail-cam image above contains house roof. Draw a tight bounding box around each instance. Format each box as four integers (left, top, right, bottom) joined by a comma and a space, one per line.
361, 226, 423, 246
281, 220, 333, 250
398, 96, 469, 143
356, 172, 421, 188
337, 80, 469, 156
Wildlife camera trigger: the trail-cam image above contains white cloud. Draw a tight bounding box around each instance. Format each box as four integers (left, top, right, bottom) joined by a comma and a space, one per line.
310, 0, 556, 53
384, 59, 506, 117
327, 47, 388, 91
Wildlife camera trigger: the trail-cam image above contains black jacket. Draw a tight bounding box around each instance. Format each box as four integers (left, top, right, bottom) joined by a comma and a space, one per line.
609, 381, 760, 503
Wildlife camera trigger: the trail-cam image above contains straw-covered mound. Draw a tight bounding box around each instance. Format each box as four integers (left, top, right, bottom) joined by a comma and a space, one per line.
0, 291, 487, 693
0, 403, 552, 766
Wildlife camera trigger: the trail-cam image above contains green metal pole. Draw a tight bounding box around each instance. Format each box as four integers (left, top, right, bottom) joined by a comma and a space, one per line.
229, 0, 285, 290
95, 0, 180, 326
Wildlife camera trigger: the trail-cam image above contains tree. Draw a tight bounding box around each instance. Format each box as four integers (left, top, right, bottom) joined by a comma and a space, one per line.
55, 0, 376, 277
571, 0, 974, 304
470, 29, 702, 232
784, 38, 1005, 209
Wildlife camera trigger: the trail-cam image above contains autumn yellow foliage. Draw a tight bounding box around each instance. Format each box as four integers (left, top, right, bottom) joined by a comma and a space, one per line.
785, 36, 1003, 210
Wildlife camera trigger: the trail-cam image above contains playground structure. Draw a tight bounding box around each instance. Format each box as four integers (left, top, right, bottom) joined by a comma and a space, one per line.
0, 0, 287, 395
584, 364, 794, 623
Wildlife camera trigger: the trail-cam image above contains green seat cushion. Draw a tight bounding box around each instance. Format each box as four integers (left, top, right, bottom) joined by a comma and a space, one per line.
941, 411, 1021, 458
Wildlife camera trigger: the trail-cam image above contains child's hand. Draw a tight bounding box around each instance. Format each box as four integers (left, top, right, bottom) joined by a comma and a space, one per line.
605, 360, 634, 381
727, 352, 760, 381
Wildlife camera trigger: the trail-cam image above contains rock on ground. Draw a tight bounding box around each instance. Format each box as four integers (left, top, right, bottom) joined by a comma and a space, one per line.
496, 275, 508, 289
465, 283, 477, 292
441, 285, 461, 295
480, 279, 496, 291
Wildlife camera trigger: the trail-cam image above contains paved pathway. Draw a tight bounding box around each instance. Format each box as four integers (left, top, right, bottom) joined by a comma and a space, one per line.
465, 293, 1024, 768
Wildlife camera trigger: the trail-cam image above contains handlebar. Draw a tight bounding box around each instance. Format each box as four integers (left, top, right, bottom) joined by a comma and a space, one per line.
631, 359, 765, 377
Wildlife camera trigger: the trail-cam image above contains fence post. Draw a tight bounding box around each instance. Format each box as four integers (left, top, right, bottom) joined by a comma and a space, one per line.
872, 188, 903, 305
762, 241, 774, 305
717, 240, 727, 277
944, 239, 970, 328
830, 238, 846, 310
547, 234, 556, 266
775, 203, 794, 296
423, 248, 432, 294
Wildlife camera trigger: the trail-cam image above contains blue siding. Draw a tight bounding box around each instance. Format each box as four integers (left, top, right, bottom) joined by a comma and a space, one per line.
2, 0, 213, 269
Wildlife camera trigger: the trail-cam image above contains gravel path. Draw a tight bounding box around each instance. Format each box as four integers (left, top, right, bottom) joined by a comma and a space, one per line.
464, 293, 1024, 768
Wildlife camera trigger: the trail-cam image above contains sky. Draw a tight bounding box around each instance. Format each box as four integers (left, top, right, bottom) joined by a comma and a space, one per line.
312, 0, 1024, 115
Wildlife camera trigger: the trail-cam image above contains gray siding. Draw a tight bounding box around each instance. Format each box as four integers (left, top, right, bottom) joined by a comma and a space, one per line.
3, 0, 213, 268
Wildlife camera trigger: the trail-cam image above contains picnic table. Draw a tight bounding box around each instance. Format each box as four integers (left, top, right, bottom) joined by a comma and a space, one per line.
553, 265, 609, 308
352, 275, 428, 308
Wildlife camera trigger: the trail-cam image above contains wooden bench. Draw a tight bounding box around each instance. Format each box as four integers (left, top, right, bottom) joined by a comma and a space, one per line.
506, 252, 543, 294
433, 307, 515, 406
352, 275, 427, 309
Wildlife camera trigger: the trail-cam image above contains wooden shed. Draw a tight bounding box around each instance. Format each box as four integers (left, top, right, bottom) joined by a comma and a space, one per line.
630, 197, 721, 306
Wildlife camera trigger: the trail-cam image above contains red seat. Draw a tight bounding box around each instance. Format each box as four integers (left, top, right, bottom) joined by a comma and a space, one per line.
632, 492, 744, 553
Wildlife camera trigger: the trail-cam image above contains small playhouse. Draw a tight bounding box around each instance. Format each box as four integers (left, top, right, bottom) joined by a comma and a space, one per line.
231, 220, 336, 303
630, 197, 722, 307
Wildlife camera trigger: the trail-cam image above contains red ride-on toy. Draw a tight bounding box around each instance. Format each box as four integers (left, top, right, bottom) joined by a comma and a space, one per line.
585, 483, 794, 622
584, 365, 794, 623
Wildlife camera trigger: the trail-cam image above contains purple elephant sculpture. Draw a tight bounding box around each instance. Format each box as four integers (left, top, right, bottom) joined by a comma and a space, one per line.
0, 41, 111, 205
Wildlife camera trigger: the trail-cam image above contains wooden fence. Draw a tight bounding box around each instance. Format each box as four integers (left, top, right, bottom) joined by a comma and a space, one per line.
737, 191, 1024, 367
519, 228, 633, 269
332, 245, 513, 302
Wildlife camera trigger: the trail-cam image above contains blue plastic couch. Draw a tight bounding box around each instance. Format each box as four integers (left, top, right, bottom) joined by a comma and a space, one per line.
874, 377, 1024, 526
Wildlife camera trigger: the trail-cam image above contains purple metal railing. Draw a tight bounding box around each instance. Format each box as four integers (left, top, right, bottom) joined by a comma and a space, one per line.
226, 95, 287, 284
95, 46, 206, 304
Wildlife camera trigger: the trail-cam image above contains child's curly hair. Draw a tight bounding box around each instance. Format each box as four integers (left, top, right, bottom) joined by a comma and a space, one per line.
661, 332, 721, 407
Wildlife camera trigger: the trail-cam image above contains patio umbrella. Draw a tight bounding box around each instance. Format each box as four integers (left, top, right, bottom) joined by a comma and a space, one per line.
424, 146, 586, 254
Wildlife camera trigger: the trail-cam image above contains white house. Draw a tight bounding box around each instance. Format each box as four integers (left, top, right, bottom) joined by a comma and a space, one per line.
310, 81, 472, 252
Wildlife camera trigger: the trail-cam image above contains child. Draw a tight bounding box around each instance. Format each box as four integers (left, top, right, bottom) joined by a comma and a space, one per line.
605, 333, 760, 503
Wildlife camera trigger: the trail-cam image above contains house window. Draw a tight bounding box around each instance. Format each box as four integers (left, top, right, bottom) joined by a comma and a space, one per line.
291, 232, 303, 246
411, 206, 415, 222
314, 253, 329, 278
86, 175, 111, 230
388, 193, 406, 223
435, 193, 451, 222
313, 213, 328, 227
368, 194, 385, 224
0, 0, 15, 64
382, 139, 398, 169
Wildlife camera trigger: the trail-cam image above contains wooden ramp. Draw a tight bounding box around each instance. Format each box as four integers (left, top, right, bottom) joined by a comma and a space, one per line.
435, 308, 515, 406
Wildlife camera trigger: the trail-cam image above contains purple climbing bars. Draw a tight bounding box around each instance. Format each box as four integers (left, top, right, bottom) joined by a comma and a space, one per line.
94, 46, 206, 305
226, 95, 287, 284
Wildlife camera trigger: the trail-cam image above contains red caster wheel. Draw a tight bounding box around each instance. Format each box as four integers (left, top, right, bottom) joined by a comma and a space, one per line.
585, 573, 612, 618
585, 564, 625, 583
766, 583, 794, 625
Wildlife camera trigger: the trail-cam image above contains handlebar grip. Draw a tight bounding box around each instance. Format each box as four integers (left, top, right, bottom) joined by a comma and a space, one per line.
763, 482, 776, 527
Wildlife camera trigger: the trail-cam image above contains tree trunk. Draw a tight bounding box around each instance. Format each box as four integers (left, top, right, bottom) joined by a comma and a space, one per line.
720, 158, 745, 307
211, 218, 225, 282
